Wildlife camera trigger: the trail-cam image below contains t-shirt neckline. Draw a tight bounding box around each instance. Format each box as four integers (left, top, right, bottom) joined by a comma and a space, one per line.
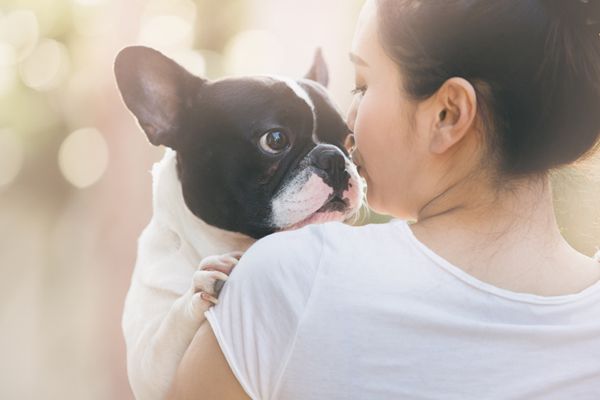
392, 218, 600, 305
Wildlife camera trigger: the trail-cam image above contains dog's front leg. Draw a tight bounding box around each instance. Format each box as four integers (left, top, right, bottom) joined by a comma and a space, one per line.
127, 252, 242, 400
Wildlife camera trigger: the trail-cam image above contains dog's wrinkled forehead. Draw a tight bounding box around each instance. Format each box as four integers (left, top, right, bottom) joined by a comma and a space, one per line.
198, 75, 318, 142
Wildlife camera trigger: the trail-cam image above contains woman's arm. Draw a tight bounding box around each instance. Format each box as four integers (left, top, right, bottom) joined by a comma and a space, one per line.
167, 226, 325, 399
166, 320, 251, 400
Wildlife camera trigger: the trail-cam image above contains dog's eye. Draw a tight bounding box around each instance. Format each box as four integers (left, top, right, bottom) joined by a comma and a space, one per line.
259, 130, 289, 154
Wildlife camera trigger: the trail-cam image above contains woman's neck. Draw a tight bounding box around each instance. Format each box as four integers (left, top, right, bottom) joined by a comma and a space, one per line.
409, 172, 600, 296
416, 172, 561, 246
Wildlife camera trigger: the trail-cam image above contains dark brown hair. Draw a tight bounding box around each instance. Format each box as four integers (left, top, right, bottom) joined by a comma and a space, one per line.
376, 0, 600, 179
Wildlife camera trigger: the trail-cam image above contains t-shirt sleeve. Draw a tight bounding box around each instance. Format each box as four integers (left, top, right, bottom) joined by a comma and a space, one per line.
204, 224, 325, 400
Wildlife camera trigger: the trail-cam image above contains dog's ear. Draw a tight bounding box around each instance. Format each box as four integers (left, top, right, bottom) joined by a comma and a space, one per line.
304, 47, 329, 88
114, 46, 205, 149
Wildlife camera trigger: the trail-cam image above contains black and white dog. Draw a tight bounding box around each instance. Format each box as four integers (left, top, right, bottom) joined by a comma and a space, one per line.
114, 46, 364, 399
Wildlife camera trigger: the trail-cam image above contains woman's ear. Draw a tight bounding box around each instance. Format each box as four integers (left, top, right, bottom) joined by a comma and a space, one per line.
428, 77, 477, 154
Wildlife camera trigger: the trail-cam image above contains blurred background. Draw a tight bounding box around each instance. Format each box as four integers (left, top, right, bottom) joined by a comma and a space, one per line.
0, 0, 598, 399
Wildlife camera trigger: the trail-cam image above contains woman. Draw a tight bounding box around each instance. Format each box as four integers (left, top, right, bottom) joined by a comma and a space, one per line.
168, 0, 600, 398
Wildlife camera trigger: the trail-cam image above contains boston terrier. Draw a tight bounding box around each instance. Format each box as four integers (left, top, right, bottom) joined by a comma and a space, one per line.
114, 45, 364, 399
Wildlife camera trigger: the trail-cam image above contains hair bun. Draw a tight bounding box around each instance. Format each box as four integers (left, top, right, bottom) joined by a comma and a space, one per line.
544, 0, 600, 29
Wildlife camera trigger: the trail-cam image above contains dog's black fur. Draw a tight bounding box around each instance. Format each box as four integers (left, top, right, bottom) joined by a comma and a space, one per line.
114, 46, 352, 238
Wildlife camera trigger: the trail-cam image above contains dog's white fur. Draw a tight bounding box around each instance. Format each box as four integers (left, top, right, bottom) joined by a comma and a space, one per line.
122, 148, 256, 400
277, 76, 319, 142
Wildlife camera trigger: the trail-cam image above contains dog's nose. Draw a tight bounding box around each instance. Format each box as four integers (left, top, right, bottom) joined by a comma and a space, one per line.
311, 148, 345, 175
310, 147, 349, 190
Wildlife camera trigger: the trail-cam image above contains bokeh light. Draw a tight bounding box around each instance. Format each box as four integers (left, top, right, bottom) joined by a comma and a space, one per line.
0, 9, 39, 62
169, 49, 206, 76
71, 1, 112, 37
0, 41, 16, 66
139, 15, 194, 49
138, 0, 197, 51
19, 38, 70, 91
0, 42, 17, 95
224, 29, 284, 75
58, 127, 109, 188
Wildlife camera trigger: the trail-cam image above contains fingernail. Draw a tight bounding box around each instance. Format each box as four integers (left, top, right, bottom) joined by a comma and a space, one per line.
201, 293, 218, 304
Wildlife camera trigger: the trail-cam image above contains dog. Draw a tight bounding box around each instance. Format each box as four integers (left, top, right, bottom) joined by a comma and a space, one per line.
114, 45, 364, 399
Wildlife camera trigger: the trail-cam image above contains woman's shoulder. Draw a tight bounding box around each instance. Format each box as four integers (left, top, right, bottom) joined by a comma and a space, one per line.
315, 218, 412, 252
255, 218, 408, 251
239, 218, 414, 274
237, 219, 407, 278
249, 222, 326, 257
232, 224, 326, 285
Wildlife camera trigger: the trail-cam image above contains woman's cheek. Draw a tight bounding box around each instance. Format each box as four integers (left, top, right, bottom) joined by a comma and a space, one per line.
354, 94, 379, 159
354, 96, 381, 183
357, 92, 395, 211
353, 95, 372, 141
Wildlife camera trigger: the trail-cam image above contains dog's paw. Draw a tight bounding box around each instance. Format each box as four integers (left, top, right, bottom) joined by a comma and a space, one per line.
190, 251, 244, 311
198, 251, 243, 277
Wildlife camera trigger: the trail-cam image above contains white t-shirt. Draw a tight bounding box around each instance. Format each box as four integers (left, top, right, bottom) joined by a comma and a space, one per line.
205, 219, 600, 400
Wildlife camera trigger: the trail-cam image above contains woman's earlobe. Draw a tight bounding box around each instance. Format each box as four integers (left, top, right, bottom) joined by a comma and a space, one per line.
429, 127, 451, 154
